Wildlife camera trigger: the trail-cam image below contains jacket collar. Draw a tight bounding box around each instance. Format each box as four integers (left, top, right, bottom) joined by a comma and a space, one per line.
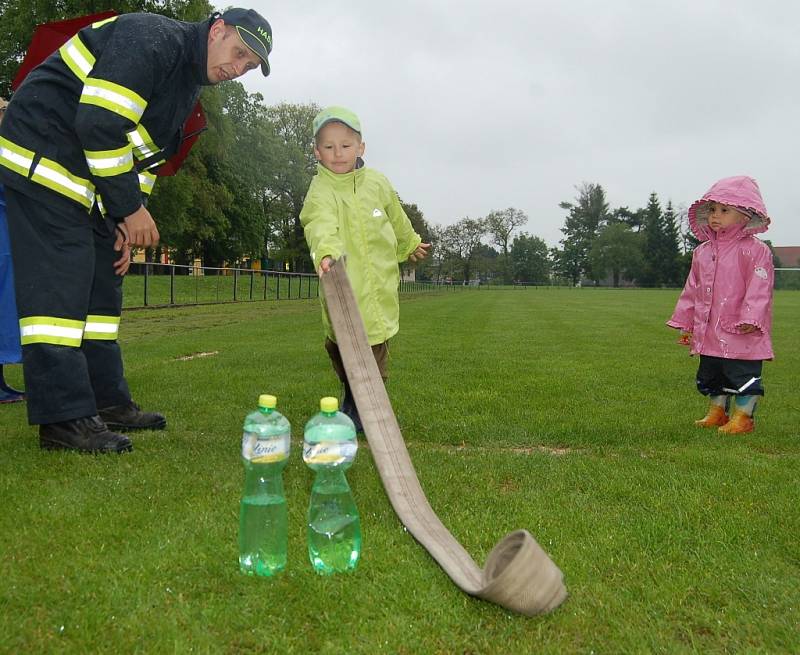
194, 19, 213, 86
707, 221, 748, 243
316, 163, 365, 189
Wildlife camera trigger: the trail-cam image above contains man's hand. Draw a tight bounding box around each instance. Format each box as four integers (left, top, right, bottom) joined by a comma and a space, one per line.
113, 224, 132, 276
123, 205, 159, 247
408, 242, 431, 263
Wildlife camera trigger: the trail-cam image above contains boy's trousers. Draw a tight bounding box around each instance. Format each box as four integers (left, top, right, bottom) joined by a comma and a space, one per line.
325, 337, 388, 383
5, 187, 131, 425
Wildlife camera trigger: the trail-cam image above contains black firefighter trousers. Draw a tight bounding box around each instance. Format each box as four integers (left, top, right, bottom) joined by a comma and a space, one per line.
5, 187, 131, 425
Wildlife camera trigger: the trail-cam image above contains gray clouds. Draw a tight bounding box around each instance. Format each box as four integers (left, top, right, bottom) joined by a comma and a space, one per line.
244, 0, 798, 247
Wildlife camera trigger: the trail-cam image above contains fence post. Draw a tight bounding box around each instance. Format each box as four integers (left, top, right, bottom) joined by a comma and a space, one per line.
143, 262, 149, 306
249, 270, 254, 301
233, 269, 238, 302
263, 271, 268, 300
169, 264, 175, 305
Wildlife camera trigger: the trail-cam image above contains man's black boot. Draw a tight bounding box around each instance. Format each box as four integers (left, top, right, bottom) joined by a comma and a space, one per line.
98, 401, 167, 431
39, 416, 132, 453
341, 386, 363, 434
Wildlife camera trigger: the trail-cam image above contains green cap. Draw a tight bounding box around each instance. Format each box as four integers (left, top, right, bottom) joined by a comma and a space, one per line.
313, 106, 361, 137
258, 394, 277, 409
320, 396, 339, 413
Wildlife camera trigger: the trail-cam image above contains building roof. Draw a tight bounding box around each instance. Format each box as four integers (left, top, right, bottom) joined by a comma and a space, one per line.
774, 246, 800, 267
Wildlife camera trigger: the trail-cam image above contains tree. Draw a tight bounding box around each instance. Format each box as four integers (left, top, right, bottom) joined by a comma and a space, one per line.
553, 183, 609, 285
441, 217, 487, 283
588, 222, 643, 287
639, 193, 682, 287
485, 207, 528, 284
400, 200, 432, 280
510, 233, 551, 284
661, 201, 683, 285
262, 102, 320, 272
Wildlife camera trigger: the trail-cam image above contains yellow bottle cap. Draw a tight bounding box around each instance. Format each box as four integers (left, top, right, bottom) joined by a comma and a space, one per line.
258, 394, 277, 409
320, 396, 338, 413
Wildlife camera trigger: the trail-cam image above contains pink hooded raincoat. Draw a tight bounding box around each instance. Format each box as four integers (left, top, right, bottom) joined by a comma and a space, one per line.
667, 176, 774, 360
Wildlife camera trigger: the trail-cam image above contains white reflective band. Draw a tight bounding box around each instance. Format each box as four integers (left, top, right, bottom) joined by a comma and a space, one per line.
33, 162, 95, 205
21, 324, 84, 341
82, 85, 145, 121
0, 145, 33, 171
86, 151, 133, 172
63, 41, 94, 77
84, 321, 119, 335
127, 129, 157, 159
737, 377, 759, 393
138, 173, 155, 193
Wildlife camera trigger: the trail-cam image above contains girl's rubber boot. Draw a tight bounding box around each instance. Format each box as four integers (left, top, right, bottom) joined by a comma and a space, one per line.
719, 396, 756, 435
718, 409, 754, 434
695, 403, 729, 428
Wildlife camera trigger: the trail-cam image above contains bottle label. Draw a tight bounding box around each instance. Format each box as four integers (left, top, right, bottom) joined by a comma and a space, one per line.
303, 441, 357, 467
242, 431, 290, 463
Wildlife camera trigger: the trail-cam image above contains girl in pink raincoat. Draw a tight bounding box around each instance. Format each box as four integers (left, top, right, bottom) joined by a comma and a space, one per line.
667, 176, 774, 434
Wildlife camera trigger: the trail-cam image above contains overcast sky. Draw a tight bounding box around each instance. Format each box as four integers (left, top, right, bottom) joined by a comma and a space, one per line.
240, 0, 798, 249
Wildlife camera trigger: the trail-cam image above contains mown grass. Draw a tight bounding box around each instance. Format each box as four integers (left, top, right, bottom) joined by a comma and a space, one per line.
0, 289, 797, 654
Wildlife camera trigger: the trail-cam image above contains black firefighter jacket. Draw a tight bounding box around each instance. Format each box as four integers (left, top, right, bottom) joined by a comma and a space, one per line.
0, 13, 210, 219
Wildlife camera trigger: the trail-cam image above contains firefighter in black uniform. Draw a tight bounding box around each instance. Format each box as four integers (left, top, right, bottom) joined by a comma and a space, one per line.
0, 8, 273, 452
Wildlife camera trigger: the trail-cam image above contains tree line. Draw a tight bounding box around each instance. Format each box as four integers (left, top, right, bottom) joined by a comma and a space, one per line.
2, 1, 790, 288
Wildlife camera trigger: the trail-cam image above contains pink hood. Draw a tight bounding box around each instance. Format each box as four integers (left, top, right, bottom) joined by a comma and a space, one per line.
688, 176, 771, 242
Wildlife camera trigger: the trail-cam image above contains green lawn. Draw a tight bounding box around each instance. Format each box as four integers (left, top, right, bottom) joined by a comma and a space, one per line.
1, 289, 798, 653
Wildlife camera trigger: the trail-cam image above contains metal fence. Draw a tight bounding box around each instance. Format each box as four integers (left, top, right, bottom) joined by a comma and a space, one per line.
123, 262, 319, 308
123, 263, 472, 308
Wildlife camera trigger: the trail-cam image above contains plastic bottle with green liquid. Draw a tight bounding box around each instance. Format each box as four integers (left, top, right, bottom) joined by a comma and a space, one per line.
238, 394, 291, 576
303, 396, 361, 574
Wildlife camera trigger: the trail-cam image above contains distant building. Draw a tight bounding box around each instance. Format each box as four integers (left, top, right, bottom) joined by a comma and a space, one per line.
774, 246, 800, 267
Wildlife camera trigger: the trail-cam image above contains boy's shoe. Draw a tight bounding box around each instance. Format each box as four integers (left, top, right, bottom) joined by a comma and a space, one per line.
98, 401, 167, 431
40, 416, 132, 453
718, 410, 754, 435
694, 404, 729, 428
341, 391, 364, 434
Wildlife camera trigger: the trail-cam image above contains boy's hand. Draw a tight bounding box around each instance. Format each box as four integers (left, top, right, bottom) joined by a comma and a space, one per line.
677, 331, 692, 346
739, 324, 757, 333
408, 242, 431, 263
318, 256, 333, 277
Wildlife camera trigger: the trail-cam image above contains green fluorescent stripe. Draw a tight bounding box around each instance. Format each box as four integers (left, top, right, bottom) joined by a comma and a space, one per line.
20, 316, 85, 329
92, 16, 117, 28
21, 334, 83, 346
59, 35, 95, 81
81, 78, 147, 123
31, 158, 94, 208
85, 315, 120, 325
83, 332, 117, 341
0, 136, 35, 177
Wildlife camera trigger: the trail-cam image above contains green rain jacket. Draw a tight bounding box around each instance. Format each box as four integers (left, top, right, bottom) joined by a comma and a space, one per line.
301, 163, 422, 345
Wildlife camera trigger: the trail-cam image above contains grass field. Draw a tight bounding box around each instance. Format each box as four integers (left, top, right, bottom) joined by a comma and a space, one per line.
1, 289, 798, 653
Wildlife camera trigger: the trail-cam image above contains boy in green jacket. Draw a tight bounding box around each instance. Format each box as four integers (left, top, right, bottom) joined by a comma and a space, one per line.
300, 106, 430, 431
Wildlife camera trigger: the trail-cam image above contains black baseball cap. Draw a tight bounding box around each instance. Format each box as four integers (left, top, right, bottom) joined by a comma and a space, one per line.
220, 8, 273, 76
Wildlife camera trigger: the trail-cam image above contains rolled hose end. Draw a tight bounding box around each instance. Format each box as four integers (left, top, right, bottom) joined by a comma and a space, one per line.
478, 529, 567, 616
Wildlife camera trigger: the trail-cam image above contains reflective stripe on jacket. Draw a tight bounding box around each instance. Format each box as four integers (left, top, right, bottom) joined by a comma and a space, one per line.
301, 164, 422, 346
